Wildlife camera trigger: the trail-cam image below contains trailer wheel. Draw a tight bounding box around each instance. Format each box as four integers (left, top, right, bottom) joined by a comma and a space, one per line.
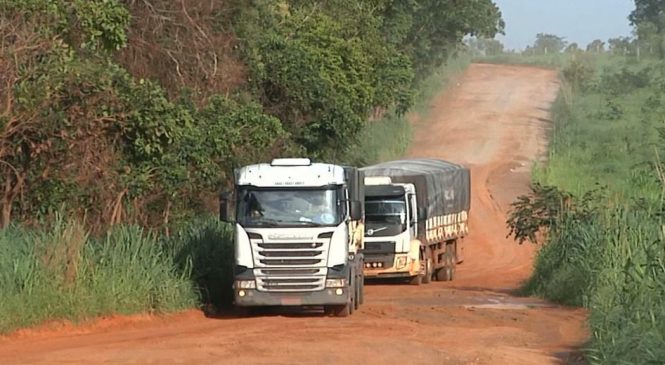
422, 257, 433, 284
435, 250, 455, 282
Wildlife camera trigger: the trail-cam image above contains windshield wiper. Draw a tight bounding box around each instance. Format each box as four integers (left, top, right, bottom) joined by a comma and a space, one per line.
291, 220, 322, 227
248, 219, 281, 227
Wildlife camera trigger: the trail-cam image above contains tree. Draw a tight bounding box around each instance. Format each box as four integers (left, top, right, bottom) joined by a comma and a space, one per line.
381, 0, 504, 81
533, 33, 566, 54
608, 37, 634, 55
468, 37, 504, 56
586, 39, 605, 53
565, 43, 580, 53
630, 0, 665, 57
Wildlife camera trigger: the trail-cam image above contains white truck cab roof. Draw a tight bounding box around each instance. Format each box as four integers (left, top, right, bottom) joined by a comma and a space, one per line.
236, 158, 346, 188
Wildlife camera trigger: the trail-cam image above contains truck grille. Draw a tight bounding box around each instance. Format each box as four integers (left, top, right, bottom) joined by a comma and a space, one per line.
259, 278, 320, 291
252, 238, 328, 292
364, 241, 395, 253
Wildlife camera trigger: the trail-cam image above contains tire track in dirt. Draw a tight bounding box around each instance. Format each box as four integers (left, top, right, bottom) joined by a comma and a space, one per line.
0, 64, 588, 365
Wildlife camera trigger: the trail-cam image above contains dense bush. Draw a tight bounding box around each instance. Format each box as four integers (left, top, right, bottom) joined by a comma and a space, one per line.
1, 0, 503, 228
509, 57, 665, 364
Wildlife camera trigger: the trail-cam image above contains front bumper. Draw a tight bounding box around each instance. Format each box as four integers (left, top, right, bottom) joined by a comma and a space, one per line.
233, 264, 351, 306
364, 253, 419, 279
234, 288, 349, 306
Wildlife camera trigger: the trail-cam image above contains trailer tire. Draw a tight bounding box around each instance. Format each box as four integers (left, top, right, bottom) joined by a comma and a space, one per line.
422, 257, 433, 284
435, 251, 455, 282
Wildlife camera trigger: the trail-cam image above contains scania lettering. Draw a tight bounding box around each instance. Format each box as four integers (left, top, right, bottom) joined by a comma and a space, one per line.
220, 158, 365, 317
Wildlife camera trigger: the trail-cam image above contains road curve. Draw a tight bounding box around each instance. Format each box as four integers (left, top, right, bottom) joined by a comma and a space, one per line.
0, 64, 588, 365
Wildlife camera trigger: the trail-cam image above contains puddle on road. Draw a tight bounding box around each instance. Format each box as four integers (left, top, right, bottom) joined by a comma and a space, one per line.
463, 298, 556, 311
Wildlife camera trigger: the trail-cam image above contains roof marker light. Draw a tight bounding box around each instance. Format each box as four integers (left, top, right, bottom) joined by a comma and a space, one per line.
270, 158, 312, 166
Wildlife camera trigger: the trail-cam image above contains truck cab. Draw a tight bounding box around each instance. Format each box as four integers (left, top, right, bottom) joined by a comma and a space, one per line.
363, 177, 426, 283
220, 158, 365, 316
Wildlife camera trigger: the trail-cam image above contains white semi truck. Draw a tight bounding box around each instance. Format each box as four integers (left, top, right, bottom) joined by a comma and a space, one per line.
220, 158, 365, 316
361, 159, 470, 284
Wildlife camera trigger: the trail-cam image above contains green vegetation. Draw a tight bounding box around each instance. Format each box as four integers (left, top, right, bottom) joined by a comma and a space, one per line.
346, 54, 472, 165
0, 0, 495, 332
1, 0, 503, 230
503, 11, 665, 363
0, 217, 236, 333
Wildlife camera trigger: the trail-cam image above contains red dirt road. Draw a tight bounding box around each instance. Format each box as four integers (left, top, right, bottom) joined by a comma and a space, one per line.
0, 64, 588, 365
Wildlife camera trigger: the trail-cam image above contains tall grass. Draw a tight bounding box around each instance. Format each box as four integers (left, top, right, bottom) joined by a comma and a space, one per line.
0, 217, 232, 334
513, 55, 665, 364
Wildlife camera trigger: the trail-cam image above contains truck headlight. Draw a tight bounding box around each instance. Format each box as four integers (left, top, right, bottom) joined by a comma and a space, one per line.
325, 278, 346, 288
395, 256, 408, 269
235, 280, 256, 289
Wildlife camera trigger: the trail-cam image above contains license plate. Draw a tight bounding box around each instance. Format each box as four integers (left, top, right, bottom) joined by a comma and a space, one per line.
280, 297, 302, 305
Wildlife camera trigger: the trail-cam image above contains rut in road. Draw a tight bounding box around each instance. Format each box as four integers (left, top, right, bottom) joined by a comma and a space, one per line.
0, 64, 588, 365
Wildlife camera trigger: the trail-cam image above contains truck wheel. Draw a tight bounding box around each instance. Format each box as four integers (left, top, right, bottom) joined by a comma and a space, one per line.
436, 266, 453, 281
422, 257, 433, 284
327, 303, 351, 317
409, 273, 422, 285
435, 252, 454, 281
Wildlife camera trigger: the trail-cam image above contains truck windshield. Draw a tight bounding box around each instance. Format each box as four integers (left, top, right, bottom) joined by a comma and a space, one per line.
364, 198, 407, 237
237, 187, 344, 228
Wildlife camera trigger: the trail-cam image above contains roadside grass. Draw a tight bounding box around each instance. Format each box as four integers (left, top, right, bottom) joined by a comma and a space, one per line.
511, 55, 665, 364
0, 217, 233, 334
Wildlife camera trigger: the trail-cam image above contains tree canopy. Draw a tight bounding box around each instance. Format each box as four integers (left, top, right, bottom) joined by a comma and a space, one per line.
1, 0, 504, 229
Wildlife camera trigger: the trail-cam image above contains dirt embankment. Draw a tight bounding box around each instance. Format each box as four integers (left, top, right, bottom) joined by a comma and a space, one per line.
0, 64, 588, 365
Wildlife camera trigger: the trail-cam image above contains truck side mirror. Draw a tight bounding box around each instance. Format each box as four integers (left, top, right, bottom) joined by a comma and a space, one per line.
219, 191, 235, 223
349, 200, 363, 220
418, 207, 428, 222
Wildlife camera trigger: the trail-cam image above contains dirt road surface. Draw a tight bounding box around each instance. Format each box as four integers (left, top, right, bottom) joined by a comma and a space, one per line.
0, 64, 588, 365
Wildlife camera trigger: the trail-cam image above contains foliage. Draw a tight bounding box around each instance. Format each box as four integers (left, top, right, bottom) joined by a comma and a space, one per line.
630, 0, 665, 58
608, 36, 635, 56
0, 218, 199, 333
468, 37, 505, 56
561, 56, 595, 92
508, 53, 665, 364
1, 0, 286, 229
232, 0, 502, 159
0, 0, 503, 228
586, 39, 606, 53
530, 33, 567, 54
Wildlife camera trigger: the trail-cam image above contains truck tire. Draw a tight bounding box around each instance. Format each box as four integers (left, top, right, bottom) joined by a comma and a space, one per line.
435, 251, 455, 281
409, 274, 422, 285
325, 303, 350, 317
422, 257, 433, 284
325, 271, 355, 317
